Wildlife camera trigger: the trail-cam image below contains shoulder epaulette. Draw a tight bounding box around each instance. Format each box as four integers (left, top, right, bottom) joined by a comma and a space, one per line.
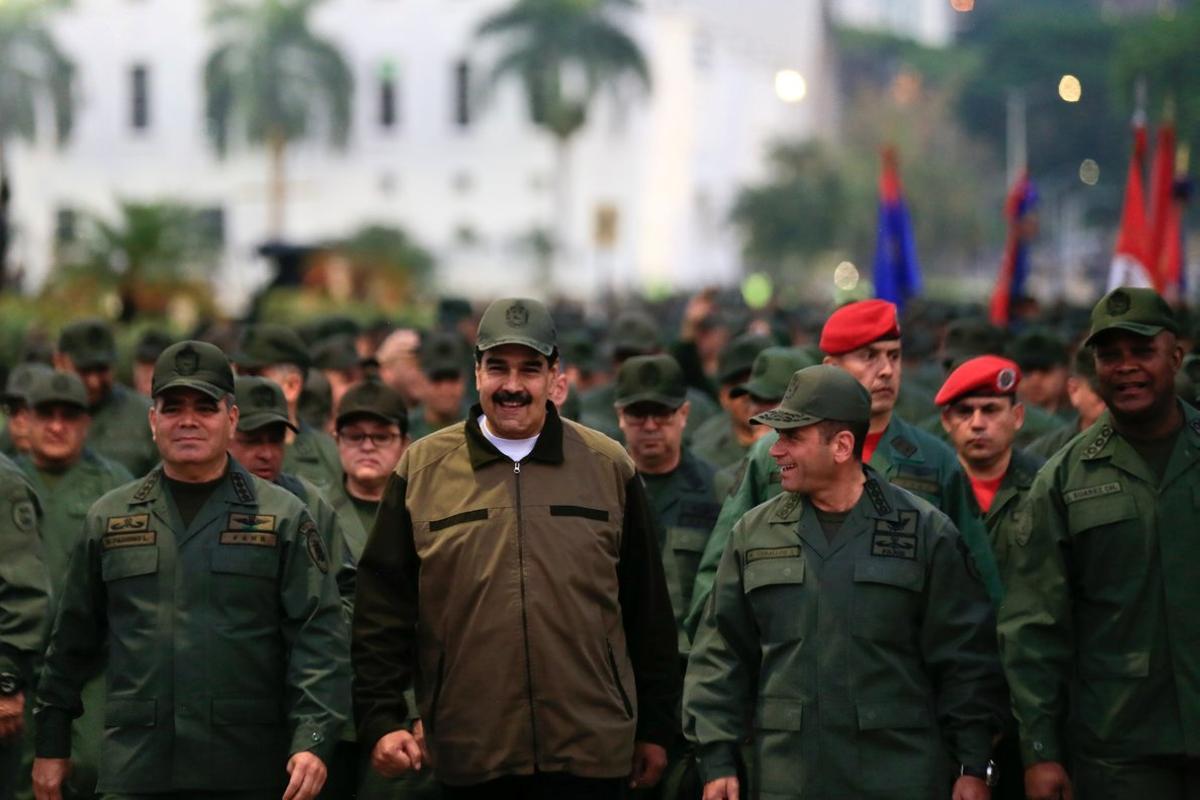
131, 470, 158, 502
865, 478, 892, 516
231, 471, 254, 504
1081, 424, 1114, 459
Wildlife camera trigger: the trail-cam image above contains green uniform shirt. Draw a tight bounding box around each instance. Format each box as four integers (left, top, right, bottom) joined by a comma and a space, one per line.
640, 450, 721, 655
689, 413, 749, 471
685, 415, 1004, 635
86, 384, 157, 477
33, 461, 350, 793
684, 467, 1005, 799
998, 405, 1200, 765
964, 448, 1043, 580
282, 422, 343, 496
0, 453, 46, 682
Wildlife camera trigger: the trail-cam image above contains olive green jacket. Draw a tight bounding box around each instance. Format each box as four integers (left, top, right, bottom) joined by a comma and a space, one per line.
87, 384, 157, 478
684, 467, 1005, 800
963, 448, 1043, 580
641, 449, 722, 655
685, 415, 1004, 635
282, 422, 343, 497
998, 405, 1200, 765
689, 413, 749, 471
34, 460, 350, 793
0, 453, 46, 683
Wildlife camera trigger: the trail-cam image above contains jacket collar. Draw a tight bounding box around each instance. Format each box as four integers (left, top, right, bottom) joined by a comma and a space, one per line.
767, 464, 900, 526
465, 402, 565, 470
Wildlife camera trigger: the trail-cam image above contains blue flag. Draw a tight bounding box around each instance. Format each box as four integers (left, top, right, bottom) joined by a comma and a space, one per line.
873, 149, 922, 310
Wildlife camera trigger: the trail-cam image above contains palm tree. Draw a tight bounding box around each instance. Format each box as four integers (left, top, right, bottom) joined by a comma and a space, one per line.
0, 0, 75, 289
204, 0, 353, 239
477, 0, 651, 282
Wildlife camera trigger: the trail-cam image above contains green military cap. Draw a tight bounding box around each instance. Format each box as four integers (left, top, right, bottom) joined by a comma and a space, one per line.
614, 354, 686, 410
311, 334, 361, 372
134, 328, 175, 364
234, 376, 297, 433
751, 364, 871, 429
234, 323, 310, 371
716, 333, 772, 385
475, 298, 557, 358
336, 379, 408, 432
731, 347, 816, 401
1009, 327, 1068, 370
437, 297, 474, 327
1084, 287, 1180, 347
3, 362, 54, 406
421, 330, 469, 378
610, 310, 661, 357
942, 319, 1005, 369
27, 370, 88, 410
152, 340, 235, 400
298, 368, 332, 429
303, 314, 361, 346
57, 318, 117, 369
560, 330, 600, 373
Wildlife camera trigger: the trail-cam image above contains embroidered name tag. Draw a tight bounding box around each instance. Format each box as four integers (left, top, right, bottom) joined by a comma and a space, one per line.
871, 512, 919, 559
103, 531, 156, 549
227, 513, 276, 532
890, 475, 941, 496
1063, 482, 1122, 504
106, 514, 150, 533
746, 546, 801, 563
219, 531, 278, 547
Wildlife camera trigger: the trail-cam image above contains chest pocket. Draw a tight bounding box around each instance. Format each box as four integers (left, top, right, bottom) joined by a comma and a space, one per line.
743, 556, 807, 643
1067, 493, 1138, 535
1066, 493, 1145, 599
852, 559, 925, 644
211, 546, 279, 624
101, 547, 159, 582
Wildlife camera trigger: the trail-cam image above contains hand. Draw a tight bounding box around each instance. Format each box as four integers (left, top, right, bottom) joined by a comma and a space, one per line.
953, 775, 990, 800
32, 757, 70, 800
412, 718, 432, 768
702, 776, 739, 800
371, 728, 424, 777
0, 692, 24, 740
282, 751, 326, 800
629, 741, 667, 789
1026, 761, 1073, 800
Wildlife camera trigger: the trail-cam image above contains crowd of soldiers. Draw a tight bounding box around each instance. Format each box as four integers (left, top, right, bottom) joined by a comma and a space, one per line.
0, 284, 1197, 800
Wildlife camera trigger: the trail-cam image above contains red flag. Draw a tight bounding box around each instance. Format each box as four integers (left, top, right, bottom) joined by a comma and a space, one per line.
989, 172, 1038, 326
1108, 124, 1153, 290
1147, 122, 1181, 295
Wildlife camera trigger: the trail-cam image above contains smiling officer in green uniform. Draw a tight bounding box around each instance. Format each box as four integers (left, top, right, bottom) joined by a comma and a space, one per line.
684, 365, 1005, 800
32, 340, 349, 800
1000, 287, 1200, 800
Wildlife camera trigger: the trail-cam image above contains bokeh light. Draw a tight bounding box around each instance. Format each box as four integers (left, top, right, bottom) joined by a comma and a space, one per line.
774, 70, 808, 104
1079, 159, 1100, 185
950, 0, 975, 11
742, 272, 774, 308
834, 261, 860, 291
1058, 74, 1082, 103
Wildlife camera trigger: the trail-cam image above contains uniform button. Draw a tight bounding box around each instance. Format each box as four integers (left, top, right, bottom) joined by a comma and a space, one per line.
311, 732, 323, 743
1033, 741, 1044, 752
783, 567, 792, 576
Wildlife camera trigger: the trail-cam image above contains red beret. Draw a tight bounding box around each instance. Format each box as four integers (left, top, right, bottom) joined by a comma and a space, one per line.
935, 355, 1021, 406
819, 300, 901, 355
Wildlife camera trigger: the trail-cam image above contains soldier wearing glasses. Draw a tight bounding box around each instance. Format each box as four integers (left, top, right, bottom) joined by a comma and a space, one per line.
331, 380, 411, 536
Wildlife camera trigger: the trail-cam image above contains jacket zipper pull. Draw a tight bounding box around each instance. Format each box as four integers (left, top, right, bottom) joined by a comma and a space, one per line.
513, 461, 521, 474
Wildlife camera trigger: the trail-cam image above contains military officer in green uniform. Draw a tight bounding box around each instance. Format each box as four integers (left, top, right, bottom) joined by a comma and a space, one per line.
1000, 287, 1200, 800
1, 363, 53, 458
689, 334, 772, 470
407, 331, 470, 442
0, 454, 47, 800
55, 320, 157, 477
234, 323, 343, 495
32, 340, 349, 800
684, 365, 1005, 800
685, 300, 1004, 636
330, 380, 410, 536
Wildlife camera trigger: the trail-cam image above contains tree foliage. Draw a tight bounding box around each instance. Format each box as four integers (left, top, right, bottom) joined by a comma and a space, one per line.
0, 0, 75, 146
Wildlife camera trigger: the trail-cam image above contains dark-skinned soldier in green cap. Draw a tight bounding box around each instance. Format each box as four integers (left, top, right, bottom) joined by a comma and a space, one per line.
55, 319, 156, 477
684, 365, 1006, 800
234, 323, 343, 495
32, 340, 349, 800
1000, 287, 1200, 800
407, 332, 470, 442
15, 371, 132, 800
685, 300, 1004, 636
689, 334, 772, 471
0, 454, 46, 800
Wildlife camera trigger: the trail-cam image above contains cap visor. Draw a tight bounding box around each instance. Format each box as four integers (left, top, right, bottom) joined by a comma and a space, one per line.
1084, 322, 1164, 348
335, 409, 405, 428
614, 393, 686, 410
237, 412, 298, 433
153, 378, 228, 400
477, 336, 555, 357
731, 378, 780, 400
750, 408, 821, 429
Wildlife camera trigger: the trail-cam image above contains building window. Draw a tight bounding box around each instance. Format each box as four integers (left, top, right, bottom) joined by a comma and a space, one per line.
454, 60, 471, 128
54, 208, 77, 245
130, 64, 150, 130
379, 62, 399, 129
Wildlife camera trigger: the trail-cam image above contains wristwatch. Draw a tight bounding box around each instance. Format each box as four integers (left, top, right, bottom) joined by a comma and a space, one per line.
960, 760, 999, 787
0, 673, 23, 696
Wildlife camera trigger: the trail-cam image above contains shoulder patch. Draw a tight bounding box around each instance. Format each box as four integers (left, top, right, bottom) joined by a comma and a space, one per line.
1081, 424, 1114, 460
891, 436, 918, 458
230, 472, 254, 504
103, 531, 156, 549
107, 514, 150, 533
746, 546, 801, 563
871, 511, 918, 559
864, 479, 892, 516
12, 499, 37, 532
132, 471, 159, 502
1063, 482, 1122, 504
301, 519, 328, 574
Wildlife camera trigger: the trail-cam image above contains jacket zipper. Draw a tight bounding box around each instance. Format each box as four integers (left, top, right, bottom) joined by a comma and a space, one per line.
513, 460, 540, 763
606, 639, 634, 718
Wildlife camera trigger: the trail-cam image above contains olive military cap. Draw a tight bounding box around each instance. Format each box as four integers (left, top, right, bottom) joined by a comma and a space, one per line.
234, 323, 310, 371
27, 370, 88, 410
1009, 327, 1068, 370
58, 318, 117, 369
421, 331, 469, 378
731, 347, 817, 401
1084, 287, 1180, 347
234, 376, 297, 433
716, 333, 773, 385
751, 364, 871, 429
336, 380, 408, 433
311, 335, 361, 373
610, 310, 661, 357
152, 340, 235, 400
476, 298, 557, 358
135, 328, 175, 364
3, 363, 54, 406
614, 354, 686, 410
942, 319, 1006, 370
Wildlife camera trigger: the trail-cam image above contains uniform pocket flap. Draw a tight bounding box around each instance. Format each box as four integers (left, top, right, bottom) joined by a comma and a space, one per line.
101, 547, 159, 582
1080, 650, 1150, 678
1067, 494, 1137, 534
212, 696, 283, 726
743, 555, 805, 593
857, 702, 931, 731
670, 526, 709, 553
429, 509, 488, 531
754, 698, 803, 731
853, 559, 924, 591
549, 505, 609, 521
105, 698, 156, 728
210, 547, 278, 578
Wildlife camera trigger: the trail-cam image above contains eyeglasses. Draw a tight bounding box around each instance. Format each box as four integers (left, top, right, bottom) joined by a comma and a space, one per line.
620, 407, 679, 426
339, 431, 401, 448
